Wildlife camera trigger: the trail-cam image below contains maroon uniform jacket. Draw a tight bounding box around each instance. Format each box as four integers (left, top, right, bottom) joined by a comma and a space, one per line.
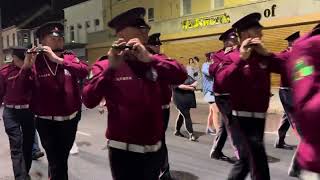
82, 54, 187, 145
215, 48, 283, 112
156, 54, 173, 106
288, 32, 320, 173
277, 49, 291, 88
209, 48, 233, 94
31, 52, 89, 116
89, 56, 173, 106
0, 64, 33, 105
91, 59, 109, 77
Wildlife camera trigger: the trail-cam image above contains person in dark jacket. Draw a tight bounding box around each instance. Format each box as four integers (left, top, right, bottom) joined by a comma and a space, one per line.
275, 31, 300, 150
173, 74, 197, 141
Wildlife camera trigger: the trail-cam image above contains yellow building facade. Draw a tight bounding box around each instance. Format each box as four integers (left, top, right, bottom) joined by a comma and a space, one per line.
87, 0, 320, 86
88, 0, 254, 62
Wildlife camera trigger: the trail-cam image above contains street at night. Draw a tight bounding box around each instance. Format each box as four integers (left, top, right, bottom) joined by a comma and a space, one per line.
0, 105, 298, 180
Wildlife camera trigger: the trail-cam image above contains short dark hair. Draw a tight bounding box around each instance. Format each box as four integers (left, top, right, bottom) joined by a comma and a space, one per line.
10, 47, 27, 60
188, 58, 194, 64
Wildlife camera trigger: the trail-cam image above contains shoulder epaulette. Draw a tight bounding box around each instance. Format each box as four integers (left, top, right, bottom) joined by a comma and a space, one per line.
97, 55, 109, 61
0, 64, 10, 72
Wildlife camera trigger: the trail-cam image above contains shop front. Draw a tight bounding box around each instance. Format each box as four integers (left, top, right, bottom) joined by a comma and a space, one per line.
155, 0, 320, 86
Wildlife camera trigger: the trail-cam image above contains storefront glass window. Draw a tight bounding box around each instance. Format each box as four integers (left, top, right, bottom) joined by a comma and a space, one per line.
214, 0, 224, 9
182, 0, 192, 15
148, 8, 155, 22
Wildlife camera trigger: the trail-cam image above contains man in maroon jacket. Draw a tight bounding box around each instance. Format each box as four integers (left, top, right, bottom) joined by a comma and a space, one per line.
209, 28, 239, 162
287, 26, 320, 180
147, 32, 173, 180
215, 13, 283, 180
275, 31, 300, 150
23, 22, 89, 180
82, 7, 187, 180
0, 47, 35, 180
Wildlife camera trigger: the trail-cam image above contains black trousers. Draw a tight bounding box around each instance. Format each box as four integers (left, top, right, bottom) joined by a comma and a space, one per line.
277, 113, 290, 144
35, 112, 80, 180
175, 107, 194, 134
213, 95, 241, 157
277, 89, 294, 144
211, 96, 229, 154
109, 147, 162, 180
228, 116, 270, 180
2, 107, 35, 180
160, 108, 170, 176
278, 89, 303, 175
32, 130, 41, 155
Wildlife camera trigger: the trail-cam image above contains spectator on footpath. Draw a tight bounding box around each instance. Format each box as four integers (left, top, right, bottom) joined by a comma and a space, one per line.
202, 52, 219, 135
186, 58, 200, 83
173, 72, 198, 141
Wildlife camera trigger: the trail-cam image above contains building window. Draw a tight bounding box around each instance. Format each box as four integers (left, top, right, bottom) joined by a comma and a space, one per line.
5, 54, 13, 63
7, 35, 9, 47
34, 36, 38, 46
12, 33, 16, 46
86, 21, 91, 28
70, 25, 75, 42
23, 33, 29, 43
95, 19, 100, 26
148, 8, 155, 22
77, 23, 82, 29
182, 0, 191, 16
94, 19, 100, 31
212, 0, 224, 9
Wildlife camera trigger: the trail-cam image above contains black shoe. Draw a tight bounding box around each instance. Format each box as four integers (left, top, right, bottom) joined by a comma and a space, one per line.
211, 152, 228, 160
32, 151, 45, 160
275, 143, 294, 150
210, 152, 235, 163
160, 171, 173, 180
189, 134, 197, 141
174, 131, 184, 137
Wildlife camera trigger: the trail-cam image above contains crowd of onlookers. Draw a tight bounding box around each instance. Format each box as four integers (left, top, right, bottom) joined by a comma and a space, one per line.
171, 55, 220, 141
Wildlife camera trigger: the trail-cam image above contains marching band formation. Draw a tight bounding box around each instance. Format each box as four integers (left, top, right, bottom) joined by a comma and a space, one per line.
1, 6, 320, 180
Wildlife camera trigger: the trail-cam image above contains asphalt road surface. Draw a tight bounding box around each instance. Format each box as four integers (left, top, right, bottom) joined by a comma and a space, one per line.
0, 105, 298, 180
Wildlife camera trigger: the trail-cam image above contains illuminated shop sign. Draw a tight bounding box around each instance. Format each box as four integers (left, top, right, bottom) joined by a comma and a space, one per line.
182, 13, 231, 31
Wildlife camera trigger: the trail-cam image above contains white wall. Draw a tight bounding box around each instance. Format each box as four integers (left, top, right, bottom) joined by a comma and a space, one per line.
2, 26, 18, 49
64, 0, 104, 44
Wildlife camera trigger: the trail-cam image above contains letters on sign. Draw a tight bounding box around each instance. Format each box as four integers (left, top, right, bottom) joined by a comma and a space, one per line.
264, 4, 277, 18
182, 13, 231, 31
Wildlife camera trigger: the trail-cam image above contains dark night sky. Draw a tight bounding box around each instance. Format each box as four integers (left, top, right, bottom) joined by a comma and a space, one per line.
1, 0, 87, 28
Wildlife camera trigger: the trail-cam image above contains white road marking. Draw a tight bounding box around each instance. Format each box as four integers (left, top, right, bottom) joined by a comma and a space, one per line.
77, 131, 91, 137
